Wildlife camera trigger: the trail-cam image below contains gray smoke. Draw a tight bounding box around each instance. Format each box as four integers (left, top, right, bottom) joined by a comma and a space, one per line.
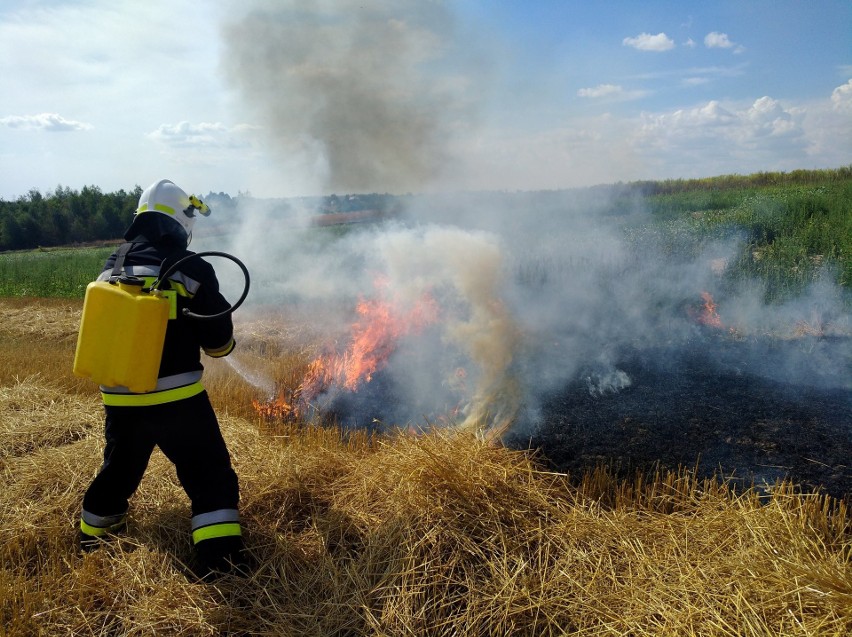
222, 0, 484, 194
210, 2, 851, 437
204, 183, 850, 437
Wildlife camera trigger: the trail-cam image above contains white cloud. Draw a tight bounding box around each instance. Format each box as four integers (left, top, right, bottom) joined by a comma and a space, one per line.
577, 84, 648, 101
0, 1, 245, 197
578, 84, 623, 98
0, 1, 847, 200
147, 121, 257, 148
830, 79, 852, 113
631, 63, 748, 83
637, 98, 803, 142
629, 62, 749, 93
801, 80, 852, 164
451, 81, 852, 191
622, 32, 675, 52
704, 32, 733, 48
630, 96, 811, 178
704, 32, 745, 53
745, 96, 797, 136
0, 112, 92, 132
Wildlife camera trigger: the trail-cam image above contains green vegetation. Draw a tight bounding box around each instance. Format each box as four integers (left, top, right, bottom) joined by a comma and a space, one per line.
0, 246, 113, 298
628, 165, 852, 195
2, 167, 850, 300
0, 185, 140, 251
635, 171, 852, 298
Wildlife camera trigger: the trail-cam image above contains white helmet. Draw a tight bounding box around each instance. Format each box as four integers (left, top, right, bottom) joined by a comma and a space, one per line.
136, 179, 210, 238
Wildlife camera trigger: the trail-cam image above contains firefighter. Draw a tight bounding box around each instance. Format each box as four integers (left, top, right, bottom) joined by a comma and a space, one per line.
79, 178, 247, 577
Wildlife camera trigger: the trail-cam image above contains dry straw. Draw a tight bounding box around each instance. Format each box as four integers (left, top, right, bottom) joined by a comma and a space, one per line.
1, 298, 850, 636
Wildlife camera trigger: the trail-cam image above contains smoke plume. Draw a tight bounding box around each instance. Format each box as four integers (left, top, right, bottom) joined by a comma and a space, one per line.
222, 0, 483, 194
212, 2, 851, 438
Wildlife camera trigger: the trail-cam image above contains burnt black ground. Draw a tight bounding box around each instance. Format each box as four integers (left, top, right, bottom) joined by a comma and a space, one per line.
508, 336, 852, 501
320, 332, 851, 501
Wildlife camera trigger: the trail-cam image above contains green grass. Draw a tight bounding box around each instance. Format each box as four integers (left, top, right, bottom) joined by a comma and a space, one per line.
638, 181, 852, 300
0, 246, 113, 298
2, 171, 851, 303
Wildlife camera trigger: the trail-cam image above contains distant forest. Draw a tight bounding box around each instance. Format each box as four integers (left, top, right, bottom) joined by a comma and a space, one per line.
1, 167, 850, 252
0, 185, 404, 252
0, 186, 141, 252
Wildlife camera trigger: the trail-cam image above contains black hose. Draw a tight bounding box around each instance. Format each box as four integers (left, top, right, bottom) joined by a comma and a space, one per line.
151, 251, 250, 320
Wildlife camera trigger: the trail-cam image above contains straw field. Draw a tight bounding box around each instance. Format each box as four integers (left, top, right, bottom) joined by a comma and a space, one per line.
1, 297, 850, 636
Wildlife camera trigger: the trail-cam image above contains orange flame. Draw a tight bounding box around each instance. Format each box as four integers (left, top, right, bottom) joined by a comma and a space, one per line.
696, 291, 723, 328
255, 276, 439, 421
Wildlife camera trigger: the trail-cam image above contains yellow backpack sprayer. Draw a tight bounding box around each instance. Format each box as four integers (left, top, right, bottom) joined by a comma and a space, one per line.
73, 247, 250, 392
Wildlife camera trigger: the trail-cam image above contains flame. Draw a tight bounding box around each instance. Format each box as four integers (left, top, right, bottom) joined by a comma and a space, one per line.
696, 291, 723, 328
333, 285, 439, 391
253, 392, 297, 420
688, 291, 742, 337
254, 233, 525, 443
255, 276, 439, 421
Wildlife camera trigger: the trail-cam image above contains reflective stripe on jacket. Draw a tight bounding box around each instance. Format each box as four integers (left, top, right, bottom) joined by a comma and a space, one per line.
101, 371, 205, 406
98, 241, 235, 406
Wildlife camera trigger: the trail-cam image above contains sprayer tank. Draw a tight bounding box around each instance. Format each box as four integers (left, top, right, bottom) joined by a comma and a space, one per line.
73, 277, 170, 393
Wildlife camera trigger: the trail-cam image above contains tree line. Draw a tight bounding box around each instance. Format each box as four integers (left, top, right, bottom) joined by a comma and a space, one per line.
0, 185, 142, 252
4, 167, 849, 252
0, 185, 409, 252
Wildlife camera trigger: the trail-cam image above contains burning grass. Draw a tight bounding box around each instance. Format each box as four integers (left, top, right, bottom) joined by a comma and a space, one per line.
1, 298, 850, 635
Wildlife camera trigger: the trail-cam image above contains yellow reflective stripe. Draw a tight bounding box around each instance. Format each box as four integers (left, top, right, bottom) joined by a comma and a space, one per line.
102, 381, 204, 406
193, 523, 242, 544
160, 289, 178, 319
168, 281, 192, 298
138, 280, 177, 317
140, 276, 192, 300
81, 519, 107, 537
204, 339, 235, 358
137, 203, 176, 215
80, 518, 125, 537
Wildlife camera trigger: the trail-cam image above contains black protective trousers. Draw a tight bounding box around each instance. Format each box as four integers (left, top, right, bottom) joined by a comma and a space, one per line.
82, 391, 239, 526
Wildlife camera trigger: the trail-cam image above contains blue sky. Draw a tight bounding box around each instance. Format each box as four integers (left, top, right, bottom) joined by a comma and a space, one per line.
471, 2, 849, 113
1, 0, 850, 200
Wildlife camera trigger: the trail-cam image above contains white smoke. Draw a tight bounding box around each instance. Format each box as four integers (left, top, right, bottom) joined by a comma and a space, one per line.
207, 1, 851, 436
586, 369, 632, 398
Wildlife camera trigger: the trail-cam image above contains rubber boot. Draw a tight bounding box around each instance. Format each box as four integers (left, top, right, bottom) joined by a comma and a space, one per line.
78, 520, 126, 553
194, 536, 251, 579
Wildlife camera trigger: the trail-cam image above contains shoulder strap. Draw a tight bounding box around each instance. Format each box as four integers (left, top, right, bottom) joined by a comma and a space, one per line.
109, 242, 134, 280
